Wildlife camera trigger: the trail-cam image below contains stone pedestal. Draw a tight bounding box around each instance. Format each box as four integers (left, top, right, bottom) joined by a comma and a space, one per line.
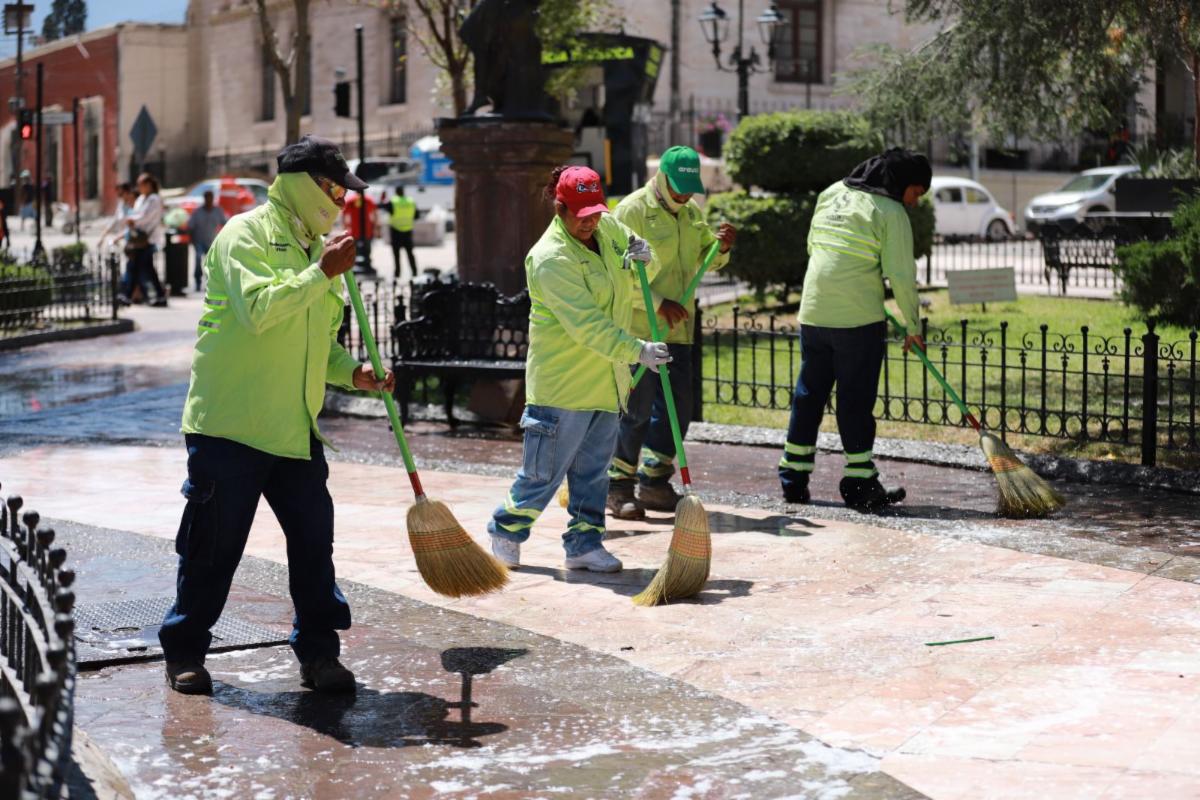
438, 120, 574, 295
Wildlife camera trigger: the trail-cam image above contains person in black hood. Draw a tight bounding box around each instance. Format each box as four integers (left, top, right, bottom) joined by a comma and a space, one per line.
843, 147, 932, 205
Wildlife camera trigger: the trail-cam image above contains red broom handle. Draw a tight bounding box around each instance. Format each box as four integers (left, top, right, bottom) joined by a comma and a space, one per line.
344, 271, 426, 499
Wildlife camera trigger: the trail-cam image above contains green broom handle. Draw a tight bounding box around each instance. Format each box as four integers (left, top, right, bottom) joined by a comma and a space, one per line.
883, 308, 982, 433
630, 240, 722, 389
632, 257, 692, 485
343, 270, 426, 496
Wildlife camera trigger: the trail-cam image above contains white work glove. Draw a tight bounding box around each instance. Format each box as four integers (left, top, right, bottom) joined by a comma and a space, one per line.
638, 341, 672, 373
626, 234, 652, 264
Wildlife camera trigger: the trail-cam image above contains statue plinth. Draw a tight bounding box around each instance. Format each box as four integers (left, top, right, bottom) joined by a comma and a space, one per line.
439, 120, 574, 295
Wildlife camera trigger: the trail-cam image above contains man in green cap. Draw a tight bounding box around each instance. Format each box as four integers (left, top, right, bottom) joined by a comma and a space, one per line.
607, 146, 737, 518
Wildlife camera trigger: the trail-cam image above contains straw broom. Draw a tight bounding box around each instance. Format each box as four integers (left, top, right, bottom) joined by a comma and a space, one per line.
884, 309, 1065, 518
628, 253, 710, 606
562, 243, 724, 511
344, 272, 509, 597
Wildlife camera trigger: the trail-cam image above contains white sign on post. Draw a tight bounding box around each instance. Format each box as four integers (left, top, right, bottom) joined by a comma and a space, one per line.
947, 267, 1017, 306
39, 111, 75, 126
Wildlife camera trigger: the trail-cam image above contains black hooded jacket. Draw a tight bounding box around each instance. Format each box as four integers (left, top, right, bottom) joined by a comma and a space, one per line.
843, 148, 932, 204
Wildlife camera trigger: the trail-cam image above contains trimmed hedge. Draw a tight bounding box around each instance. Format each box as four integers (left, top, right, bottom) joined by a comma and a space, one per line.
0, 261, 53, 324
724, 111, 882, 194
908, 193, 935, 262
1114, 195, 1200, 327
706, 191, 814, 296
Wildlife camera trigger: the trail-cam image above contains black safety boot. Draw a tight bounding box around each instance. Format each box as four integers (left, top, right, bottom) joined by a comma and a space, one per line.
300, 657, 357, 693
165, 661, 213, 695
637, 481, 683, 512
781, 475, 811, 504
606, 479, 645, 520
839, 476, 905, 513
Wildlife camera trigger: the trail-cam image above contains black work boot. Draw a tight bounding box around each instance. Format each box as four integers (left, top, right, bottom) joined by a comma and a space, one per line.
165, 661, 213, 695
839, 476, 905, 513
300, 657, 357, 693
781, 475, 811, 504
637, 481, 683, 512
606, 479, 645, 520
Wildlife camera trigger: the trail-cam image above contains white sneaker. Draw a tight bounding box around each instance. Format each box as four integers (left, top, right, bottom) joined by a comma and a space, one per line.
564, 546, 623, 573
490, 535, 520, 568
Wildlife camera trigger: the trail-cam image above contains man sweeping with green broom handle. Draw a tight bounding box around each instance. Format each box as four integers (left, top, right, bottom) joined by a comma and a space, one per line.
608, 146, 736, 520
779, 147, 930, 512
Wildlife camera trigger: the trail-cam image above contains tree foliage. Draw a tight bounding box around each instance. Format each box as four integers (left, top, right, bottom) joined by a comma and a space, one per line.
41, 0, 86, 42
844, 0, 1200, 161
1115, 193, 1200, 326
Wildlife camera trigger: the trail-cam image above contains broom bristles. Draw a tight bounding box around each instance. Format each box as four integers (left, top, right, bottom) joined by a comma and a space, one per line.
407, 498, 509, 598
979, 433, 1066, 518
557, 482, 569, 508
632, 494, 711, 606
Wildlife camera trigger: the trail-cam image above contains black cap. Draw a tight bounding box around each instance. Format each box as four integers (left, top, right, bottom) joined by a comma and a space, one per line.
276, 134, 368, 191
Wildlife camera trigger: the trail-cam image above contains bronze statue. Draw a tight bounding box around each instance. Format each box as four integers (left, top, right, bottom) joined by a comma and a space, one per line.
460, 0, 550, 119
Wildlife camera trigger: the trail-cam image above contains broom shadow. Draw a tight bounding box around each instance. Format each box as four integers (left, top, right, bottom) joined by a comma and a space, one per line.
515, 564, 752, 604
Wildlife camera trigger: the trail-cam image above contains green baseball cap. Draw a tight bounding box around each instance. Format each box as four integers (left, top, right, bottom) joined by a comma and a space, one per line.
660, 146, 706, 195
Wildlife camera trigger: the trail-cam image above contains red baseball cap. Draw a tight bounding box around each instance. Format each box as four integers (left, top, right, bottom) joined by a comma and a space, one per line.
555, 166, 608, 218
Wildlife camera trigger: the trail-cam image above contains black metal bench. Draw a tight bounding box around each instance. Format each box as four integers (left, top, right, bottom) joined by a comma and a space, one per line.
391, 280, 529, 425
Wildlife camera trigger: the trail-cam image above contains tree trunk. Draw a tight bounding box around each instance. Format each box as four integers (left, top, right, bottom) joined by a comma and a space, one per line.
451, 68, 468, 116
1193, 52, 1200, 167
286, 0, 311, 144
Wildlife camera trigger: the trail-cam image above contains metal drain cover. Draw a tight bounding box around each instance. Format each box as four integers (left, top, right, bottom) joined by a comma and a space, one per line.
74, 596, 288, 669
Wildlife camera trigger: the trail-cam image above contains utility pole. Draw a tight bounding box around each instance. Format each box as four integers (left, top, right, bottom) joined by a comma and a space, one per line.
353, 23, 373, 275
33, 59, 41, 257
72, 96, 80, 244
669, 0, 681, 146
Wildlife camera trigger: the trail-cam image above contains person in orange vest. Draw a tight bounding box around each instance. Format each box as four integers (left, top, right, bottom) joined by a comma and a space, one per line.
340, 191, 377, 241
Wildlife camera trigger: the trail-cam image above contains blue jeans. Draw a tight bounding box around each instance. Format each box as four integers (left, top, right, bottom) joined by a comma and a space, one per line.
488, 404, 619, 557
193, 243, 209, 289
610, 343, 693, 486
158, 434, 351, 664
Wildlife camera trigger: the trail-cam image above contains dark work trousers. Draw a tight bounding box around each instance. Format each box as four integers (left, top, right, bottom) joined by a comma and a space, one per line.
779, 321, 887, 491
610, 342, 694, 486
390, 229, 417, 277
158, 434, 351, 665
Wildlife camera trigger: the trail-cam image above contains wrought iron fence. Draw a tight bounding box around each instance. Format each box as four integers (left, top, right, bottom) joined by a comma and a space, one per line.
0, 489, 77, 799
701, 307, 1199, 466
0, 252, 119, 339
923, 237, 1122, 295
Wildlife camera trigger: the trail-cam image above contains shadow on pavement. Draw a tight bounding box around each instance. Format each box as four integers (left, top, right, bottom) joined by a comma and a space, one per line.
211, 645, 528, 749
517, 564, 753, 603
708, 511, 821, 537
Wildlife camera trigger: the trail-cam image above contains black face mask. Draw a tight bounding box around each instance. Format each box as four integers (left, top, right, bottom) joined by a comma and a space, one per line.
843, 148, 933, 203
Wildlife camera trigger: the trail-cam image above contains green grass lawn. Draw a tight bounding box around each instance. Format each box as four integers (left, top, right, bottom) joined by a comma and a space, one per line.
699, 290, 1200, 467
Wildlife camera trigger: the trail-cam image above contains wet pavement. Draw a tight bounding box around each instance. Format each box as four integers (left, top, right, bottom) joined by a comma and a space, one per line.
59, 520, 915, 800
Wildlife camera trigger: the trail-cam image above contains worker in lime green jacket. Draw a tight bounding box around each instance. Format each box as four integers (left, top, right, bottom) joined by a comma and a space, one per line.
779, 148, 929, 512
160, 136, 395, 696
488, 165, 670, 573
607, 146, 737, 519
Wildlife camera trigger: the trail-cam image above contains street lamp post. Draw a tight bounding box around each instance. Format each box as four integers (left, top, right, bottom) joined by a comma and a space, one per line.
698, 1, 787, 120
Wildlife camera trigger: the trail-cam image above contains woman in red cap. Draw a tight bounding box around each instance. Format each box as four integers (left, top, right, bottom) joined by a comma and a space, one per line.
487, 165, 671, 572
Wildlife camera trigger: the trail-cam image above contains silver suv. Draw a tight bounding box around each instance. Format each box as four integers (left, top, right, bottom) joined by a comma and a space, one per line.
1024, 165, 1140, 233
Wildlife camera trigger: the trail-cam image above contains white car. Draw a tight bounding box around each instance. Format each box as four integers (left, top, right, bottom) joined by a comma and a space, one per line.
1023, 165, 1140, 233
930, 177, 1014, 241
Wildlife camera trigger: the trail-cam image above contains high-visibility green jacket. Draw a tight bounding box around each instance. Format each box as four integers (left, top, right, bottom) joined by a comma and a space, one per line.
525, 214, 653, 413
180, 187, 360, 459
799, 181, 921, 334
389, 195, 416, 232
613, 179, 729, 344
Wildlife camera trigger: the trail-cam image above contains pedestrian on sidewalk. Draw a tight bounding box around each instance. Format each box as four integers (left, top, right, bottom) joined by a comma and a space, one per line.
778, 148, 929, 512
159, 135, 394, 696
18, 171, 34, 232
606, 146, 737, 520
383, 184, 418, 277
487, 165, 670, 573
188, 190, 227, 292
120, 173, 169, 307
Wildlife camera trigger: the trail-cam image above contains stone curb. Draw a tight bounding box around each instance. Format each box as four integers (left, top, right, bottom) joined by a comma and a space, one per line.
0, 318, 135, 351
324, 391, 1200, 496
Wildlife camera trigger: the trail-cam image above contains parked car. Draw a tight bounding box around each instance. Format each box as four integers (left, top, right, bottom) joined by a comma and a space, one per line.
163, 176, 269, 221
1023, 165, 1140, 234
930, 177, 1014, 241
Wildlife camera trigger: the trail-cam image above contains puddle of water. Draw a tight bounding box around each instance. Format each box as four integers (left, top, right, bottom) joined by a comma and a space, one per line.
0, 365, 177, 418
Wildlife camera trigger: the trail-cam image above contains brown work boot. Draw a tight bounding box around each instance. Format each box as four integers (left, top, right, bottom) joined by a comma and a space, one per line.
300, 657, 357, 693
606, 480, 645, 520
165, 661, 213, 695
637, 481, 683, 512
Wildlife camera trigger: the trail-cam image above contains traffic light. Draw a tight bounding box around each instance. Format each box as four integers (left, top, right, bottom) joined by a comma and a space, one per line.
333, 81, 352, 118
17, 110, 32, 140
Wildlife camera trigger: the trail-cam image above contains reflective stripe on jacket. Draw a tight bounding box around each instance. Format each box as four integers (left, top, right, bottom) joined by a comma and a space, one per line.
180, 193, 360, 459
524, 214, 651, 413
799, 181, 921, 334
613, 179, 729, 344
